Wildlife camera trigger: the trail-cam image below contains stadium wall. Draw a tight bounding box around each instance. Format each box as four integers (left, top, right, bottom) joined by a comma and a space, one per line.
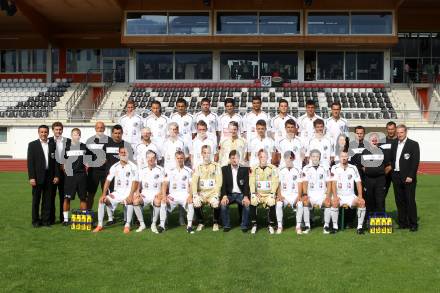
1, 125, 439, 161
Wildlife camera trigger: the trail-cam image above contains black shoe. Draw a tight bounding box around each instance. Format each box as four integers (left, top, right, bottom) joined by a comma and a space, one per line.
33, 223, 41, 228
223, 227, 231, 232
357, 228, 365, 235
157, 226, 165, 233
330, 227, 338, 234
409, 226, 418, 232
62, 221, 70, 227
105, 220, 116, 227
186, 226, 195, 234
241, 229, 248, 233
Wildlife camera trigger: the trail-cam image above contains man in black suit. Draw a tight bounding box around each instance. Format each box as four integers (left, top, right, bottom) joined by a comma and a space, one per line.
220, 150, 250, 232
383, 121, 397, 198
49, 121, 70, 224
27, 125, 59, 227
391, 124, 420, 231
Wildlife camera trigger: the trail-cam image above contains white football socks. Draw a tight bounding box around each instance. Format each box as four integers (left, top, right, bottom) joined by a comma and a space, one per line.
125, 205, 133, 228
276, 201, 284, 228
357, 207, 366, 229
160, 203, 167, 228
331, 207, 339, 230
187, 203, 194, 227
133, 205, 145, 227
296, 201, 303, 228
98, 202, 105, 227
63, 211, 69, 222
324, 208, 331, 228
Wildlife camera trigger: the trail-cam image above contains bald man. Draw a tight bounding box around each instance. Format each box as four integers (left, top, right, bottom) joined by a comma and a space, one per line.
86, 121, 109, 209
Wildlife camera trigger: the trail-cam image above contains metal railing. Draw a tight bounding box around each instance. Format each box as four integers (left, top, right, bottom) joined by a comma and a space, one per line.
64, 82, 88, 117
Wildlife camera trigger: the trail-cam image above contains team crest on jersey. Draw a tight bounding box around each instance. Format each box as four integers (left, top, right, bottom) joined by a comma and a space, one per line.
293, 146, 298, 152
319, 174, 323, 179
182, 175, 187, 180
134, 122, 138, 127
154, 174, 159, 179
126, 172, 131, 177
324, 145, 328, 150
293, 175, 297, 180
158, 124, 163, 128
348, 174, 352, 179
184, 121, 189, 126
210, 120, 215, 126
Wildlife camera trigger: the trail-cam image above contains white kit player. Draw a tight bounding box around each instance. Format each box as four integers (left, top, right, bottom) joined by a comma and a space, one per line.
276, 151, 302, 234
243, 96, 270, 143
276, 118, 304, 170
93, 146, 138, 234
270, 99, 296, 144
247, 119, 275, 167
163, 122, 188, 172
302, 149, 333, 234
144, 101, 169, 145
118, 100, 144, 150
191, 120, 217, 169
163, 150, 195, 234
330, 151, 366, 234
170, 98, 194, 148
297, 100, 323, 146
218, 98, 243, 142
193, 97, 220, 141
135, 127, 162, 168
325, 101, 349, 146
132, 150, 167, 234
306, 118, 334, 169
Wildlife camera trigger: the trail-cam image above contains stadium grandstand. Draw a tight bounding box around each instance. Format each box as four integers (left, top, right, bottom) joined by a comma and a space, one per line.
0, 0, 439, 171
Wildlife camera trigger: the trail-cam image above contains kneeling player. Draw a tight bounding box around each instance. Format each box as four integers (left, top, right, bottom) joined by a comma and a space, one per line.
132, 150, 166, 233
330, 151, 366, 234
249, 149, 279, 234
191, 145, 222, 232
93, 147, 138, 233
302, 149, 333, 234
276, 151, 302, 234
164, 150, 195, 233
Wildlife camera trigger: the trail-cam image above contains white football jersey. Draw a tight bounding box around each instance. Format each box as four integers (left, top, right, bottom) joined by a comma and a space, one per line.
248, 136, 276, 167
193, 111, 220, 135
243, 111, 270, 142
270, 114, 296, 143
325, 116, 349, 146
135, 141, 162, 168
118, 114, 144, 145
331, 163, 361, 197
144, 114, 169, 144
297, 113, 324, 146
191, 135, 217, 169
139, 165, 165, 196
277, 136, 304, 170
106, 161, 138, 198
169, 112, 194, 146
302, 164, 330, 195
162, 137, 187, 172
165, 166, 192, 195
218, 113, 243, 142
279, 166, 302, 197
306, 135, 335, 169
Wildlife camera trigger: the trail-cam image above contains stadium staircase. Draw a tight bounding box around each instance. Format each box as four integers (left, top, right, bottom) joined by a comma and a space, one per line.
92, 83, 131, 122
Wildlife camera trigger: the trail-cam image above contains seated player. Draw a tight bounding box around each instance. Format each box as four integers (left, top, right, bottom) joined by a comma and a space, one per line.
330, 150, 367, 234
249, 149, 279, 234
62, 128, 92, 226
191, 145, 222, 232
92, 146, 138, 233
302, 149, 333, 234
276, 151, 302, 234
163, 150, 195, 234
131, 150, 166, 234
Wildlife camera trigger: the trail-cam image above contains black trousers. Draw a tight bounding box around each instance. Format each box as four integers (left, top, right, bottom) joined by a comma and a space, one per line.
250, 205, 276, 227
51, 170, 65, 223
392, 172, 418, 228
32, 172, 52, 225
384, 173, 392, 198
365, 175, 386, 214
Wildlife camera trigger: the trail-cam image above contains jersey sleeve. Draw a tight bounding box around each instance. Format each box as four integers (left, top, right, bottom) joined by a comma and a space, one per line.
106, 165, 116, 181
353, 167, 361, 183
270, 167, 279, 194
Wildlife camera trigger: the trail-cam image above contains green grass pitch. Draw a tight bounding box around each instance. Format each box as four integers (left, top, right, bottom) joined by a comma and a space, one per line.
0, 172, 439, 292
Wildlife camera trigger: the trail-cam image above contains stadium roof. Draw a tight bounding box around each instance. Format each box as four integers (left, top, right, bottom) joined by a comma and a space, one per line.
0, 0, 439, 48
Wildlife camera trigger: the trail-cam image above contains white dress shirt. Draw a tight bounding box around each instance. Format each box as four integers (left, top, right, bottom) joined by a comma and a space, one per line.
40, 139, 49, 169
395, 138, 407, 171
231, 165, 241, 193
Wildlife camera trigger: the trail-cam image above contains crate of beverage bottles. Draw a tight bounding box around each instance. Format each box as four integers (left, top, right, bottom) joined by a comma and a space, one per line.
70, 209, 94, 231
369, 212, 393, 234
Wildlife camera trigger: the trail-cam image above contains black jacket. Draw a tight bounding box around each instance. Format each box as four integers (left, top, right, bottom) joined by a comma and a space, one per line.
221, 165, 250, 199
48, 136, 71, 169
27, 139, 59, 184
391, 138, 420, 181
361, 143, 391, 177
63, 141, 93, 175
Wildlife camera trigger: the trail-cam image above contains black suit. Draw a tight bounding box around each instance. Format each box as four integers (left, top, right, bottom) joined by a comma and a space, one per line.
49, 136, 71, 223
390, 138, 420, 229
27, 139, 59, 226
220, 165, 250, 229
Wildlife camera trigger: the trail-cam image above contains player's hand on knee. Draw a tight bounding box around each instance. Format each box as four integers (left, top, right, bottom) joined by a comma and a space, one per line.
221, 196, 229, 206
242, 196, 250, 207
99, 195, 106, 203
186, 196, 193, 204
